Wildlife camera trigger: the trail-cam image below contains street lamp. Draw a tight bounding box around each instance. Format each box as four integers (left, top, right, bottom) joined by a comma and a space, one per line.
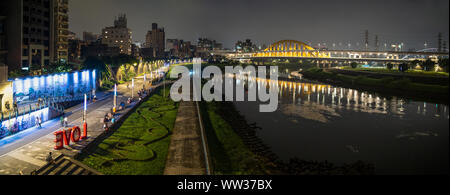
132, 78, 135, 99
113, 84, 117, 113
83, 94, 87, 122
143, 74, 146, 89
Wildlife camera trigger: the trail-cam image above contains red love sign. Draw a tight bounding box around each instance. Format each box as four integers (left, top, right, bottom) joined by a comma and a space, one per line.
54, 123, 88, 150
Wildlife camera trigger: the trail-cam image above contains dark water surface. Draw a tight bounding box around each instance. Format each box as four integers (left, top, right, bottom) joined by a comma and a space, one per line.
233, 79, 449, 174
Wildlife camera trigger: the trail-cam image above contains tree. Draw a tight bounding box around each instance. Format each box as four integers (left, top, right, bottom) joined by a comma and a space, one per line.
398, 63, 409, 72
386, 63, 393, 70
410, 60, 421, 70
421, 59, 436, 71
82, 56, 112, 86
438, 58, 449, 73
350, 62, 358, 69
43, 62, 73, 74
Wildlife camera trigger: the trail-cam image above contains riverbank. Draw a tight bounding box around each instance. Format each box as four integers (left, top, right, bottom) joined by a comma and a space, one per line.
302, 68, 449, 104
333, 68, 449, 86
201, 100, 375, 175
78, 86, 178, 175
199, 101, 279, 175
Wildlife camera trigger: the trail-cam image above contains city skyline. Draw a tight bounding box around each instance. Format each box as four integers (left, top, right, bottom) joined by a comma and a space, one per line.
0, 0, 448, 179
70, 0, 449, 50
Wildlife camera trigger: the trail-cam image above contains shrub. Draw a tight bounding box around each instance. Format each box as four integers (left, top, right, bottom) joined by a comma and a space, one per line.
386, 63, 393, 70
398, 63, 409, 72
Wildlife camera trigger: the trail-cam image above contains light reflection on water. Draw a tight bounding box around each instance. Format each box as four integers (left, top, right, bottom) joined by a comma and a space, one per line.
233, 78, 449, 175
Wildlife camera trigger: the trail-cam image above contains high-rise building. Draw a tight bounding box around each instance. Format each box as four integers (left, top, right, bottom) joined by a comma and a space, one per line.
0, 0, 66, 72
101, 14, 132, 55
54, 0, 69, 63
81, 40, 121, 58
68, 39, 87, 63
197, 38, 223, 51
131, 43, 140, 58
166, 39, 194, 59
235, 39, 257, 53
67, 31, 76, 41
145, 23, 165, 58
83, 31, 99, 43
0, 16, 7, 67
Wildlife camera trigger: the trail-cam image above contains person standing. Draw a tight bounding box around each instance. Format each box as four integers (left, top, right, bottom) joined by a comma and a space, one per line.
38, 117, 42, 128
103, 122, 108, 131
60, 114, 64, 127
45, 152, 54, 164
64, 116, 68, 127
13, 102, 18, 116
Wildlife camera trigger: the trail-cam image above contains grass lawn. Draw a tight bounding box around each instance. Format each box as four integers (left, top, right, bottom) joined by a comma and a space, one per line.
200, 101, 267, 175
79, 87, 178, 175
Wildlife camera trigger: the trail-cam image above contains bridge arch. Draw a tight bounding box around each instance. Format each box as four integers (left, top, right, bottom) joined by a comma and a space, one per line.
255, 40, 330, 58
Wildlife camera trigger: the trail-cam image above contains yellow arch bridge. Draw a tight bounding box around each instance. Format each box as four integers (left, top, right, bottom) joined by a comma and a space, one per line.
254, 40, 331, 58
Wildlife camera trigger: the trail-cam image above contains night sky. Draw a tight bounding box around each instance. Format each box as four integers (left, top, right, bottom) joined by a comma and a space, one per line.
69, 0, 449, 50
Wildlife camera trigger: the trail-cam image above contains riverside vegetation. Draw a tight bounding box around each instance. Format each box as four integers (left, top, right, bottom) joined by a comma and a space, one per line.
302, 68, 449, 103
79, 87, 178, 175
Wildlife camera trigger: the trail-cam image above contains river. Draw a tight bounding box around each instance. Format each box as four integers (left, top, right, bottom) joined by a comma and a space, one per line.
233, 77, 449, 175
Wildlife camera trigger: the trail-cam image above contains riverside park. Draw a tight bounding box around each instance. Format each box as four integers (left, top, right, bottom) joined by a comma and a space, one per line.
0, 0, 448, 177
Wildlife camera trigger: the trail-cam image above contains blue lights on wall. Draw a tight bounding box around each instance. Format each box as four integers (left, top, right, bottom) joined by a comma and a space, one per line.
0, 108, 49, 140
12, 70, 98, 104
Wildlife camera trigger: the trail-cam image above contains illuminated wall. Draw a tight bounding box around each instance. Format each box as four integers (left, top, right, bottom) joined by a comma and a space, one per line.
0, 81, 13, 112
0, 107, 49, 140
12, 70, 97, 104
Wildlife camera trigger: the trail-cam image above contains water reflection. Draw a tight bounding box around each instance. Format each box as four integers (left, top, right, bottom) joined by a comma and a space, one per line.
233, 77, 449, 174
235, 76, 448, 120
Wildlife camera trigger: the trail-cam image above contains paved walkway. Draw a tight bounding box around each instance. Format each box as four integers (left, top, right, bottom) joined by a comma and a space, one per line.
0, 77, 164, 175
164, 100, 207, 175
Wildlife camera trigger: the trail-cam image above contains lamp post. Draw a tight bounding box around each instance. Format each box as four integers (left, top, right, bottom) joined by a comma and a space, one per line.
150, 72, 153, 86
143, 74, 146, 90
132, 78, 135, 99
83, 94, 87, 122
113, 84, 117, 113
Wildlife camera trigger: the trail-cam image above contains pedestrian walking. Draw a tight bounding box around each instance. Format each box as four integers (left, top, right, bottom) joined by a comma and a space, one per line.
60, 114, 64, 127
38, 117, 42, 128
64, 116, 68, 127
45, 152, 54, 164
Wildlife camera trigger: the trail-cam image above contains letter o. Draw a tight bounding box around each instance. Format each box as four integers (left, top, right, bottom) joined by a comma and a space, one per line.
71, 126, 81, 142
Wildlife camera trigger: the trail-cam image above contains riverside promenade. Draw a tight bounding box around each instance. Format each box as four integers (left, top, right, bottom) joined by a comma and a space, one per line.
164, 100, 207, 175
0, 77, 163, 175
164, 81, 211, 175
